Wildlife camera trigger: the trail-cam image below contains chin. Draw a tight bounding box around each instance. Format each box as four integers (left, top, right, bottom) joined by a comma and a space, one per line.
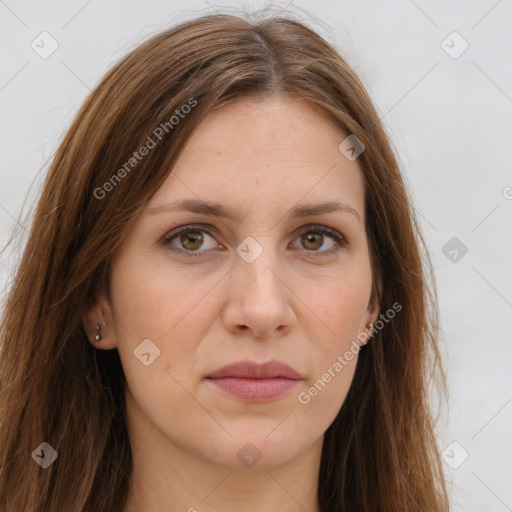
197, 425, 316, 470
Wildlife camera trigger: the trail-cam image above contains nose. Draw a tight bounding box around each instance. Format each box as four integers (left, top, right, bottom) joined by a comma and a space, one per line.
220, 244, 296, 339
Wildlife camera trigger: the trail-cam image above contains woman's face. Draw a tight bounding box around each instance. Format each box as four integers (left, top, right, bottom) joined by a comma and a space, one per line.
92, 97, 379, 469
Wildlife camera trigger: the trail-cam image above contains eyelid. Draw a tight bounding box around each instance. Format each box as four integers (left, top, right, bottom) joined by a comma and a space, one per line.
160, 223, 220, 245
161, 222, 347, 257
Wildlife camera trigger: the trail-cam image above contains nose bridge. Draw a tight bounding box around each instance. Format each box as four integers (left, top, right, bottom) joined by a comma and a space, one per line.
225, 234, 294, 337
235, 234, 284, 297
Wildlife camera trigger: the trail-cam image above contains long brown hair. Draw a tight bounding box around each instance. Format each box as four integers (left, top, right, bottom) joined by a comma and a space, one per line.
0, 9, 449, 511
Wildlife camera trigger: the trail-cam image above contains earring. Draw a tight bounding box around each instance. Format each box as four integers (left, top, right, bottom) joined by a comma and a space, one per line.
366, 322, 374, 337
94, 324, 102, 341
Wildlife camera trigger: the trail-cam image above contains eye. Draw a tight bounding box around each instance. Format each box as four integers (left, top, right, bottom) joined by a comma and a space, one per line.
161, 224, 347, 257
291, 225, 346, 256
162, 225, 220, 257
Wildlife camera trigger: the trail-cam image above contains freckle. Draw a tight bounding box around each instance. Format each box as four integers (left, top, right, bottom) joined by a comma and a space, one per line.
255, 179, 260, 185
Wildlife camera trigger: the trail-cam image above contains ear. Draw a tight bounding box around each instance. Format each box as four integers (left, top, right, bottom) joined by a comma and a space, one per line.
367, 273, 382, 321
360, 274, 383, 346
82, 295, 117, 350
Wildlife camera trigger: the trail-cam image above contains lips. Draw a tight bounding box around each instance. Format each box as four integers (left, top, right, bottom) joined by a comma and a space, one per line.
206, 360, 303, 401
207, 360, 303, 380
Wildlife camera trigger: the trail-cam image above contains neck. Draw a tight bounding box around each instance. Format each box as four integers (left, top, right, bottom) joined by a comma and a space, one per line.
122, 395, 322, 512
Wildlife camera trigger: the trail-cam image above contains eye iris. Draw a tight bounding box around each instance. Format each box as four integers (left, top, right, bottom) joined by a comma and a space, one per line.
181, 231, 203, 250
302, 232, 323, 250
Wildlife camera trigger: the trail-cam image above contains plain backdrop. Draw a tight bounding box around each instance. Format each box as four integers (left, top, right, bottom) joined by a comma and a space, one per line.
1, 1, 511, 510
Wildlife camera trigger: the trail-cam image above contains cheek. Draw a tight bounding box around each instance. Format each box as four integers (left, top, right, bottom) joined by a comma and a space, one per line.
296, 354, 358, 425
293, 280, 367, 427
108, 247, 219, 390
108, 253, 215, 437
299, 260, 372, 344
109, 245, 215, 340
296, 260, 371, 400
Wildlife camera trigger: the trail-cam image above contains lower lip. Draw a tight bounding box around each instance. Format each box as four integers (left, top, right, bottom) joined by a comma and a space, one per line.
206, 377, 301, 402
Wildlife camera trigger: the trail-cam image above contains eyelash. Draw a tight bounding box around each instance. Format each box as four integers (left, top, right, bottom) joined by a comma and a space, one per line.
161, 224, 347, 258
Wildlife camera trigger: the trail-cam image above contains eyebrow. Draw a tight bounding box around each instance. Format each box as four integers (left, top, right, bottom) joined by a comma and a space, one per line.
146, 198, 361, 223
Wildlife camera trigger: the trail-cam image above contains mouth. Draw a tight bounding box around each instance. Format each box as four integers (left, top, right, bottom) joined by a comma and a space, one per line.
205, 360, 304, 402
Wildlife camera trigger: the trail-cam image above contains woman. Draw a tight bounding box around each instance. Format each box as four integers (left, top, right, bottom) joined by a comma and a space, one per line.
0, 11, 449, 512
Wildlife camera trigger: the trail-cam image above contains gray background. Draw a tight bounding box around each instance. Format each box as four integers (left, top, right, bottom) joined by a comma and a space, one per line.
1, 1, 511, 510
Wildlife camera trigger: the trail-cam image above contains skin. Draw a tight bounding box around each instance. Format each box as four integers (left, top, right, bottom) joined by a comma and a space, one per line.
84, 96, 381, 512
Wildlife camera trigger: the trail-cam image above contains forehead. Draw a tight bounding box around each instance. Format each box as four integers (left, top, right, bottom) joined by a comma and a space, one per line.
149, 97, 365, 220
179, 96, 350, 162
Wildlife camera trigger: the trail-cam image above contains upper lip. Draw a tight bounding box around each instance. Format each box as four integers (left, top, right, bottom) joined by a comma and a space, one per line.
206, 360, 303, 380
